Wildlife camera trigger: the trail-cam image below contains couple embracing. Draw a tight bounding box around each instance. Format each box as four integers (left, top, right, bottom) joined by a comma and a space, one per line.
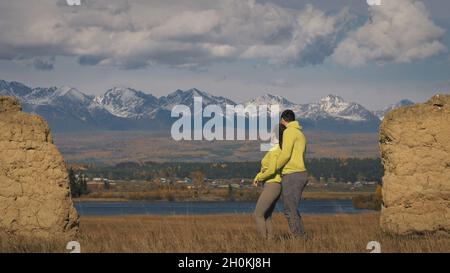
253, 110, 308, 239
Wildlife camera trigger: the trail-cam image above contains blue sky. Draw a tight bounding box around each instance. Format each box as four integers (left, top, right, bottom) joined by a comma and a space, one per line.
0, 0, 449, 110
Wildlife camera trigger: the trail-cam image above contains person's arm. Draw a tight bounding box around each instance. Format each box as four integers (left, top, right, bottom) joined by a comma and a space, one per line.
254, 171, 262, 182
276, 128, 295, 170
256, 152, 278, 182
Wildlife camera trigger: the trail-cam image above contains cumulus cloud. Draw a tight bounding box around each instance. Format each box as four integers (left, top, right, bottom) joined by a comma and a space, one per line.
151, 10, 221, 41
0, 0, 446, 70
332, 0, 447, 67
240, 5, 353, 66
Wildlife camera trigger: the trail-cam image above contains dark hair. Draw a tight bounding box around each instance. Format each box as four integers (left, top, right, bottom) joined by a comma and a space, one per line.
279, 124, 286, 149
281, 109, 295, 122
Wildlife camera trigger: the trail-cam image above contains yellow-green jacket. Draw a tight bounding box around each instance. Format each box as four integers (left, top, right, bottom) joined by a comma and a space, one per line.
254, 145, 282, 183
276, 121, 307, 175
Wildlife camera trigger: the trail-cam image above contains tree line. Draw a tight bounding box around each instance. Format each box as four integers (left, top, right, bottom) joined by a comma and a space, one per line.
82, 158, 383, 183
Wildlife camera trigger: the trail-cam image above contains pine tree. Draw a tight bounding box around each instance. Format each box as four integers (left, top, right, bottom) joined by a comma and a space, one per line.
68, 168, 80, 197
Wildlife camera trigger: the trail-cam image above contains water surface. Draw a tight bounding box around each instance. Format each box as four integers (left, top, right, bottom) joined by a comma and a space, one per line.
75, 200, 371, 216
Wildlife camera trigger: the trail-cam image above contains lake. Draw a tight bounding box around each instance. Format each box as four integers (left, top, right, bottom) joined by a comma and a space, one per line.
75, 199, 371, 216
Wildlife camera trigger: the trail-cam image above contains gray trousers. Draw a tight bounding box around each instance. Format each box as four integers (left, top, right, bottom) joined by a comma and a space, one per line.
281, 172, 308, 236
254, 182, 281, 239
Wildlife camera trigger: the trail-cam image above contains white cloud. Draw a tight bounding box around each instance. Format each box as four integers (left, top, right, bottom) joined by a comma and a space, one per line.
268, 5, 352, 66
151, 10, 221, 40
332, 0, 447, 67
215, 3, 354, 67
0, 0, 446, 70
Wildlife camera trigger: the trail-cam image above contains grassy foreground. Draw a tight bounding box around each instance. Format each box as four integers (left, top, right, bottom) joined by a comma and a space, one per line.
1, 213, 449, 253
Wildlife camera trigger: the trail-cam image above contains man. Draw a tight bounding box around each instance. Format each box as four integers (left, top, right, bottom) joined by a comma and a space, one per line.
276, 110, 308, 237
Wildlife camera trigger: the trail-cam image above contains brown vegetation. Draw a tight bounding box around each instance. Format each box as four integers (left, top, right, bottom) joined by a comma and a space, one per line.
82, 187, 262, 202
1, 213, 449, 253
76, 187, 373, 202
352, 186, 382, 210
54, 131, 379, 163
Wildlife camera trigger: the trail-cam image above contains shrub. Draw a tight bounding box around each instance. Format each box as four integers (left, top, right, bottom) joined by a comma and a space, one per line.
352, 185, 382, 210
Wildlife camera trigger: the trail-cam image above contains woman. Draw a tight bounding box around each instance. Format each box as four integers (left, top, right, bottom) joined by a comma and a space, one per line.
253, 124, 286, 239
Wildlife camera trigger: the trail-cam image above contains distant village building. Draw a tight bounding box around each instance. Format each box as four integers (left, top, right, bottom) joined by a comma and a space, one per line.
175, 177, 192, 184
88, 177, 115, 190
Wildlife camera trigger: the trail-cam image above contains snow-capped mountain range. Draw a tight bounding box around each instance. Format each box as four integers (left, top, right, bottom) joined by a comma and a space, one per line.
244, 93, 377, 122
0, 79, 414, 133
94, 87, 160, 119
373, 99, 415, 120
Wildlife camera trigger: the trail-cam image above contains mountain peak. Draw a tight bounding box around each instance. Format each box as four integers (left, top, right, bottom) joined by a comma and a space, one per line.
320, 94, 345, 104
263, 93, 279, 97
396, 99, 414, 106
95, 86, 158, 118
159, 88, 236, 110
107, 86, 138, 94
262, 93, 285, 100
102, 87, 156, 100
186, 88, 206, 97
104, 87, 133, 98
0, 79, 33, 98
53, 86, 92, 103
374, 99, 415, 120
245, 93, 295, 107
57, 85, 81, 95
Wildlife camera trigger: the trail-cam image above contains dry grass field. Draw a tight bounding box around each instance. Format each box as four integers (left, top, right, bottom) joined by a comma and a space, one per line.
53, 131, 379, 163
1, 213, 449, 253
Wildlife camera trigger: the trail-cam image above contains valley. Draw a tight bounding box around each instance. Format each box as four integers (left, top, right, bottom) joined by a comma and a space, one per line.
54, 130, 379, 163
